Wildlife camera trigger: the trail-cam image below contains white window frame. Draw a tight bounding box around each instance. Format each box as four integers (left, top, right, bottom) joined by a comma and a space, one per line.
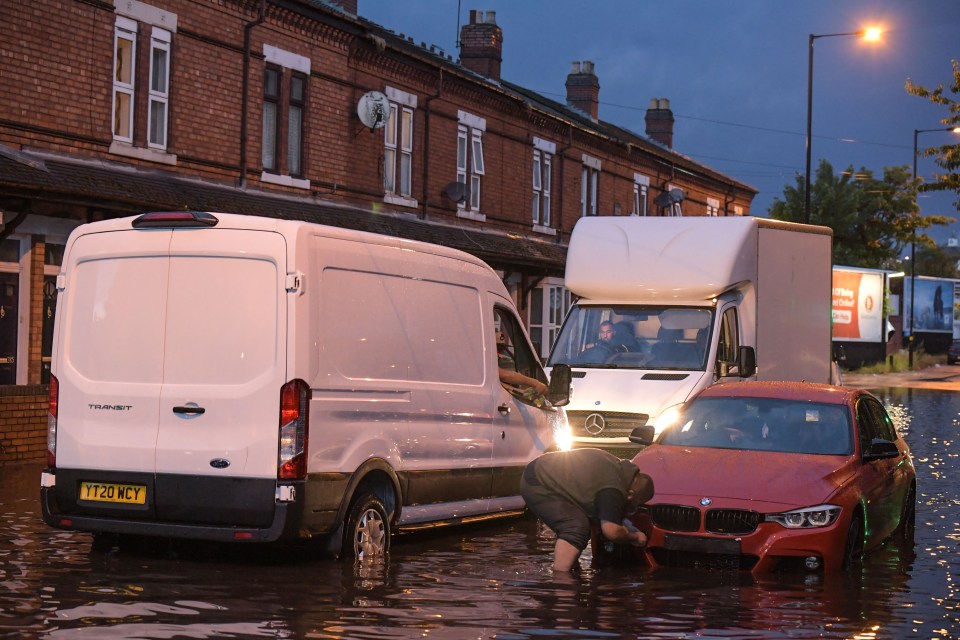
260, 45, 311, 190
632, 173, 650, 216
112, 16, 138, 144
581, 154, 601, 217
706, 197, 720, 217
532, 137, 555, 232
383, 86, 418, 207
528, 278, 572, 359
456, 110, 486, 221
147, 27, 171, 150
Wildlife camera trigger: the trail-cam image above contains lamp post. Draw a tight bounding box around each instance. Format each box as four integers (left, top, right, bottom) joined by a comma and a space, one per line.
908, 126, 960, 368
804, 28, 881, 224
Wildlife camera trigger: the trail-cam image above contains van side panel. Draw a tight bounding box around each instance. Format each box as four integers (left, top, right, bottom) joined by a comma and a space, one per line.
305, 235, 494, 520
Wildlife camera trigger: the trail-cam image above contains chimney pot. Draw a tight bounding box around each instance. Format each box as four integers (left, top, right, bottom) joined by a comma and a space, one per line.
486, 10, 496, 23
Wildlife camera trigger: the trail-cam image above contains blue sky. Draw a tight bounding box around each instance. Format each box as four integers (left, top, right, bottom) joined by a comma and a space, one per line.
360, 0, 960, 245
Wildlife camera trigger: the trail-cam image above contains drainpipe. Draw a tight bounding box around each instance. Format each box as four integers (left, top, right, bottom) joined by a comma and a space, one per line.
239, 0, 266, 188
421, 69, 443, 220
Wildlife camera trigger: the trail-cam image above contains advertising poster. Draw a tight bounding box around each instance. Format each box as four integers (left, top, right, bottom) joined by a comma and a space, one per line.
832, 269, 884, 342
903, 277, 955, 335
954, 288, 960, 339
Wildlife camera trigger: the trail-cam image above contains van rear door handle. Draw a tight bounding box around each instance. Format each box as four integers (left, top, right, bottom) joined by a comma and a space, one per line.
498, 403, 511, 415
173, 405, 205, 415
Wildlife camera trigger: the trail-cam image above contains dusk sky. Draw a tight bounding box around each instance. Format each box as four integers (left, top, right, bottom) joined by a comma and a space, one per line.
360, 1, 960, 247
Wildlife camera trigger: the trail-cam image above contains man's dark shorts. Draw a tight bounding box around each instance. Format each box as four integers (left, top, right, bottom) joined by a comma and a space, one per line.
520, 462, 591, 551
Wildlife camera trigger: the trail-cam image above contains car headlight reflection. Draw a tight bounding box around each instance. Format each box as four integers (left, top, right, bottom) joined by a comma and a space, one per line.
653, 405, 683, 437
766, 505, 841, 529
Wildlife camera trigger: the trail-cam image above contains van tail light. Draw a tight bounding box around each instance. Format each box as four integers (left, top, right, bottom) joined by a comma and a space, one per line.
278, 379, 310, 480
47, 374, 59, 469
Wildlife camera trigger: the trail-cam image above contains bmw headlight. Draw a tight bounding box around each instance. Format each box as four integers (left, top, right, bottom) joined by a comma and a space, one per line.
766, 505, 841, 529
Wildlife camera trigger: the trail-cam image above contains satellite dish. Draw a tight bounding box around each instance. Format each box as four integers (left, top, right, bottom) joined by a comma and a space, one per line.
669, 188, 686, 202
357, 91, 390, 129
442, 181, 470, 204
655, 188, 687, 208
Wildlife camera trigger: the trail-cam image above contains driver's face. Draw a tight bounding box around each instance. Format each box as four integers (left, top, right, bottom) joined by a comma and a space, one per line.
599, 325, 614, 342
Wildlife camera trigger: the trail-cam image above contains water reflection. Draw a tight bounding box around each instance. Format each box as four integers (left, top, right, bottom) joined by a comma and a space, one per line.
1, 388, 959, 638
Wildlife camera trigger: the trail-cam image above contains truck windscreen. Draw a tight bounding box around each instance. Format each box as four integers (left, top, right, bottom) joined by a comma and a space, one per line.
547, 306, 714, 371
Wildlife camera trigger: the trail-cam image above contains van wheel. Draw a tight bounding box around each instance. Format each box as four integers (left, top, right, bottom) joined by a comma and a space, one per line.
344, 492, 391, 560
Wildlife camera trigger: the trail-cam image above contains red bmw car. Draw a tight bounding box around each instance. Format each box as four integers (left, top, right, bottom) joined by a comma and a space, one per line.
627, 381, 916, 573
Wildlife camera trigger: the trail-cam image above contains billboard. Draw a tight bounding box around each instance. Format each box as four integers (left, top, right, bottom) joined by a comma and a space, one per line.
832, 269, 884, 342
903, 277, 955, 335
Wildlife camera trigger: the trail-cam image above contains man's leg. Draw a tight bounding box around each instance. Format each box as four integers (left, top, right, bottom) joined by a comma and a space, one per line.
553, 537, 582, 572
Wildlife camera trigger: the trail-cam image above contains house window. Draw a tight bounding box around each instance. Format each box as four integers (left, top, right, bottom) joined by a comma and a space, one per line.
581, 154, 600, 217
112, 17, 137, 143
260, 45, 310, 188
633, 174, 650, 216
262, 66, 280, 172
385, 104, 413, 197
532, 137, 555, 228
706, 197, 720, 217
457, 111, 486, 218
288, 72, 305, 177
529, 280, 572, 359
147, 28, 171, 149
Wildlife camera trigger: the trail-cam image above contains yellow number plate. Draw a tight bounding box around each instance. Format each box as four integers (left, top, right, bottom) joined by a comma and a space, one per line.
79, 482, 147, 505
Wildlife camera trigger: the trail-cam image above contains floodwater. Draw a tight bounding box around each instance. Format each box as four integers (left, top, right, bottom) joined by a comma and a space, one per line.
1, 387, 958, 639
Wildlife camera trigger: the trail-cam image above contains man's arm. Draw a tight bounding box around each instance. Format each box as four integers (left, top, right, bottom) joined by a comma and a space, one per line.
599, 519, 647, 547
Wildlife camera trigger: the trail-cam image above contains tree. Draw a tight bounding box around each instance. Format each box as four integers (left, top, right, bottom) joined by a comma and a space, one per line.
769, 160, 952, 269
914, 243, 960, 279
906, 59, 960, 207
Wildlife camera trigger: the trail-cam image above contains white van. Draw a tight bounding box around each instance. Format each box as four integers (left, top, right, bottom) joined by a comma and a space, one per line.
41, 211, 571, 557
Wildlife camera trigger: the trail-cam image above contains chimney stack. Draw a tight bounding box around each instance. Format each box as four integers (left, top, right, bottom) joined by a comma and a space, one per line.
328, 0, 357, 14
459, 10, 503, 80
645, 98, 675, 148
565, 61, 600, 121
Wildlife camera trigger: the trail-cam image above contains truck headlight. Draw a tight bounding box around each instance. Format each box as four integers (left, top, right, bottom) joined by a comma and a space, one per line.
653, 405, 683, 437
766, 505, 841, 529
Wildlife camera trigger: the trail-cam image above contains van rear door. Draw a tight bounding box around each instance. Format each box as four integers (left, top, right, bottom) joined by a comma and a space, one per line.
56, 229, 172, 473
153, 229, 287, 510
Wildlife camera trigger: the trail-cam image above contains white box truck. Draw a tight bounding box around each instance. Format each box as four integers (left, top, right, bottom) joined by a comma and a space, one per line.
546, 216, 835, 454
41, 211, 571, 557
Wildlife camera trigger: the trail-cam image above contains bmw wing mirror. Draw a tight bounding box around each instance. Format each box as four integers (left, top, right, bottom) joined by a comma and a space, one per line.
547, 364, 572, 407
628, 425, 655, 445
864, 438, 899, 461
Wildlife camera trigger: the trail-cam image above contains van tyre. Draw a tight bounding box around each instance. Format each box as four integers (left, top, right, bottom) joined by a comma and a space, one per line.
345, 492, 390, 560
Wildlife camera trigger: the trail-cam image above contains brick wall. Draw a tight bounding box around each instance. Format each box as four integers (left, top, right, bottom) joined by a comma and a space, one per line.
0, 385, 48, 465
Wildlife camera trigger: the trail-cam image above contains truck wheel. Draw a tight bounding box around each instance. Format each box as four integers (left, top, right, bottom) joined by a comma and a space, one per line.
344, 492, 391, 560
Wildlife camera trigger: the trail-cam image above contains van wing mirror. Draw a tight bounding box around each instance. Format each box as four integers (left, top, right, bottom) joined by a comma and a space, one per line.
738, 346, 757, 378
547, 364, 572, 407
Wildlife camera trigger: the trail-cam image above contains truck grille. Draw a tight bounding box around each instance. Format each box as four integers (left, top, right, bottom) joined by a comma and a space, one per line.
705, 509, 761, 535
566, 410, 649, 438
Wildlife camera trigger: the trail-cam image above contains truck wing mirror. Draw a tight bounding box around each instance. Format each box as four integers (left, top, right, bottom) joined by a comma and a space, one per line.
547, 364, 572, 407
738, 346, 757, 378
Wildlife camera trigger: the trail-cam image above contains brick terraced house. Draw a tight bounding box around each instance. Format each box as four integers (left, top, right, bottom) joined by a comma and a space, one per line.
0, 0, 755, 462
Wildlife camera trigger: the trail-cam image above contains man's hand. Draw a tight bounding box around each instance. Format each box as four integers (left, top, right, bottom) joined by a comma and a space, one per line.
630, 529, 647, 547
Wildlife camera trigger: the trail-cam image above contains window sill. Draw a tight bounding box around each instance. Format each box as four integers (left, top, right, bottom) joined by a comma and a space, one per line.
261, 172, 310, 190
532, 224, 556, 236
456, 208, 486, 222
109, 141, 177, 166
384, 193, 419, 208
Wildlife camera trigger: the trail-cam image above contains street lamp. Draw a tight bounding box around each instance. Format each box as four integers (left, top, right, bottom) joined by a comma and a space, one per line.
907, 126, 960, 367
804, 28, 882, 224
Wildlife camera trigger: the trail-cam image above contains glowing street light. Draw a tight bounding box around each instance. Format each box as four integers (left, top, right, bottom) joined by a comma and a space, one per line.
803, 27, 883, 224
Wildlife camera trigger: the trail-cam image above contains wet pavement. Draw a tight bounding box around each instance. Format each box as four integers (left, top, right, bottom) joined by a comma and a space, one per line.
1, 384, 959, 638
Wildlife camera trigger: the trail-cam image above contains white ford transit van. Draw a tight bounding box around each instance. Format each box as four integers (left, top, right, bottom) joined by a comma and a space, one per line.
41, 211, 571, 557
